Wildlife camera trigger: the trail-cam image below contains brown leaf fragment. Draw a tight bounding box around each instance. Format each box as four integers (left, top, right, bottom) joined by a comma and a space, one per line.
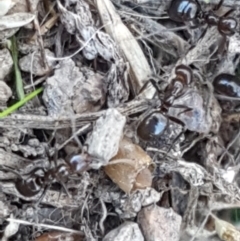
104, 138, 153, 193
133, 167, 152, 190
34, 231, 84, 241
105, 158, 138, 193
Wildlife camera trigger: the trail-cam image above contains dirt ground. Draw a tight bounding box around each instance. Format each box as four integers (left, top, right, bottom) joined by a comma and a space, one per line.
0, 0, 240, 240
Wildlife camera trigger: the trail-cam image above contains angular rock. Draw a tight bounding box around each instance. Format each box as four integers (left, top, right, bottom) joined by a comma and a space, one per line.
103, 222, 144, 241
138, 205, 182, 241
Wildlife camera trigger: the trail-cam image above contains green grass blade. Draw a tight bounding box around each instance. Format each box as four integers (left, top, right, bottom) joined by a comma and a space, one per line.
0, 87, 43, 118
10, 35, 25, 100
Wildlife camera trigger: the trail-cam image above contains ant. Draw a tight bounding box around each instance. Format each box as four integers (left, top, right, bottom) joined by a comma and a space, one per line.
137, 64, 193, 141
168, 0, 237, 37
0, 152, 91, 199
213, 73, 240, 98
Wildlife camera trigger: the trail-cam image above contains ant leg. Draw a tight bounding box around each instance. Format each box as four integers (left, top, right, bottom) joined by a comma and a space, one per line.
164, 116, 186, 154
177, 107, 193, 116
170, 104, 193, 116
171, 104, 192, 109
82, 143, 89, 154
149, 78, 162, 94
46, 121, 59, 147
0, 165, 45, 179
197, 26, 209, 42
52, 144, 58, 168
168, 129, 186, 153
138, 79, 150, 96
71, 114, 83, 150
195, 0, 202, 10
45, 142, 60, 169
34, 185, 50, 207
222, 8, 235, 17
47, 129, 57, 146
0, 165, 22, 178
22, 167, 45, 178
214, 0, 224, 11
44, 144, 54, 169
58, 181, 71, 198
138, 77, 160, 98
189, 24, 201, 30
217, 35, 229, 57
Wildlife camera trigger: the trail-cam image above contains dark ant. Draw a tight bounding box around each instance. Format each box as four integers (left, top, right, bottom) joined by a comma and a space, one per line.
0, 153, 91, 198
168, 0, 237, 37
137, 64, 193, 141
213, 73, 240, 97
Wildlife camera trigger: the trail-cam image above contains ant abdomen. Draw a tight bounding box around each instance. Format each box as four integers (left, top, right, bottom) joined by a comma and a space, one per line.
137, 111, 168, 141
168, 0, 199, 22
175, 64, 193, 85
15, 177, 43, 197
218, 17, 237, 36
213, 73, 240, 97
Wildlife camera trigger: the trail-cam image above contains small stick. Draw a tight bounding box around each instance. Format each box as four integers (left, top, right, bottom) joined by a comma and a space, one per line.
6, 218, 84, 234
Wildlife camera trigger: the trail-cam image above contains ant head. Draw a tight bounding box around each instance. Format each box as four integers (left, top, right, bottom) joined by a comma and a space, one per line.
175, 65, 193, 85
168, 0, 199, 23
68, 154, 90, 173
218, 17, 237, 36
56, 164, 70, 178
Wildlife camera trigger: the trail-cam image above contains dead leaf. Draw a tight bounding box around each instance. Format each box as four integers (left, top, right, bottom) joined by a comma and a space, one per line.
104, 138, 153, 193
34, 231, 84, 241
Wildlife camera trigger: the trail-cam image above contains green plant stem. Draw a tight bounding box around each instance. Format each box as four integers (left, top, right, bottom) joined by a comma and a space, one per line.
11, 35, 25, 100
0, 87, 43, 118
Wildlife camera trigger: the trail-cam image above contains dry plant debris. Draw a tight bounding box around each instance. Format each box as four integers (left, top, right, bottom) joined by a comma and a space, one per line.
0, 0, 240, 240
34, 231, 84, 241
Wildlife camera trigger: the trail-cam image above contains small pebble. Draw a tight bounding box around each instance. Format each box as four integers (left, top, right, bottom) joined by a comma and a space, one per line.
138, 205, 182, 241
103, 222, 144, 241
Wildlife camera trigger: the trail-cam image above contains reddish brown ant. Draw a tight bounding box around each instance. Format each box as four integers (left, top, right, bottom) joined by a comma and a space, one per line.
0, 152, 91, 199
168, 0, 237, 37
137, 64, 193, 141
